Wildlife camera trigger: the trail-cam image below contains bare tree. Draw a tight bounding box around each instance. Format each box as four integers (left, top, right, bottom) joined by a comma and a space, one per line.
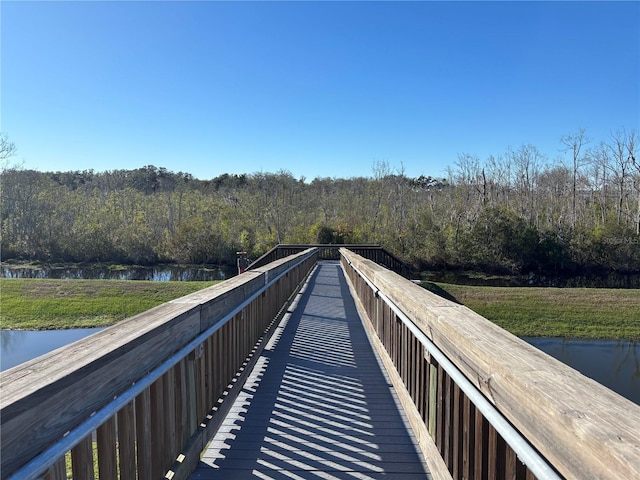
608, 129, 633, 225
587, 142, 611, 225
370, 160, 391, 237
561, 129, 589, 229
511, 144, 545, 225
0, 133, 17, 166
626, 130, 640, 234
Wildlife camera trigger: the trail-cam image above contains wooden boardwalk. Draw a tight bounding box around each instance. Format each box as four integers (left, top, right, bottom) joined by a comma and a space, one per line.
191, 261, 432, 480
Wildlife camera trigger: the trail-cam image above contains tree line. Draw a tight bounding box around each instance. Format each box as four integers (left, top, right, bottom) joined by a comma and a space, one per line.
1, 129, 639, 279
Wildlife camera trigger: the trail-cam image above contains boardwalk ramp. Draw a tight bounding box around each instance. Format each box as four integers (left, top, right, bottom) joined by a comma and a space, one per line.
191, 261, 431, 479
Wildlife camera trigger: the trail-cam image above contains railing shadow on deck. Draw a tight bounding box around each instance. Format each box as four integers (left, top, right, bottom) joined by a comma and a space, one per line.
192, 262, 429, 479
340, 248, 640, 480
0, 249, 318, 480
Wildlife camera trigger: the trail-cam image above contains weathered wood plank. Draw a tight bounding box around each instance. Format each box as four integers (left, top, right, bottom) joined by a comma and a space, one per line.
341, 248, 640, 479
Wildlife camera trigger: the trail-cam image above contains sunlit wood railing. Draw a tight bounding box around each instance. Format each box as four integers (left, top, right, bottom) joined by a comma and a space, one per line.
1, 248, 318, 480
340, 248, 640, 480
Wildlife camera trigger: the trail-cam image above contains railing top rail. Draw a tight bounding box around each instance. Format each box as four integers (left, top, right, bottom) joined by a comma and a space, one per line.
1, 248, 318, 479
340, 248, 640, 480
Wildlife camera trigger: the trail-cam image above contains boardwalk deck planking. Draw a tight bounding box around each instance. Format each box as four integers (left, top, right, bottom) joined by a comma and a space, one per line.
191, 261, 432, 480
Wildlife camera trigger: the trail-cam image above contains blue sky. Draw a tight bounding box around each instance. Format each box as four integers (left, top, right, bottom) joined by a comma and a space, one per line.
2, 1, 638, 181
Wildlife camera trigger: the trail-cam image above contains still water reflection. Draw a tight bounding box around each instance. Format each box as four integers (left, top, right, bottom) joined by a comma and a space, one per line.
1, 328, 103, 371
522, 337, 639, 405
1, 264, 233, 281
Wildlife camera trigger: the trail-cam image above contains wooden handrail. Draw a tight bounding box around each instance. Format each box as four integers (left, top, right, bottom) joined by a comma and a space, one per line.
1, 248, 318, 479
340, 248, 640, 480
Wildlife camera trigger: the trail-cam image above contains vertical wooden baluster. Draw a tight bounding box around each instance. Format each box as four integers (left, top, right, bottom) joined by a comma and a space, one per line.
186, 351, 199, 436
495, 434, 507, 480
206, 334, 215, 412
97, 416, 117, 479
117, 401, 137, 480
414, 337, 420, 409
452, 383, 462, 479
164, 369, 177, 465
505, 444, 518, 480
175, 358, 188, 449
198, 341, 207, 421
223, 322, 230, 392
428, 361, 438, 440
525, 466, 537, 480
399, 318, 404, 376
71, 434, 94, 480
404, 325, 410, 390
422, 352, 431, 423
150, 376, 165, 479
215, 329, 224, 402
436, 363, 445, 454
487, 424, 498, 480
462, 395, 475, 480
444, 373, 453, 470
44, 456, 66, 480
474, 410, 488, 480
135, 387, 152, 480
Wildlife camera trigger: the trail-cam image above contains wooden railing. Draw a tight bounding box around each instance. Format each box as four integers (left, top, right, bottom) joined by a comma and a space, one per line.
0, 248, 318, 480
340, 248, 640, 480
248, 244, 409, 277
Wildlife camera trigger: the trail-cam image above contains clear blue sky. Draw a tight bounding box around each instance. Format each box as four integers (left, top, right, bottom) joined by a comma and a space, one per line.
2, 1, 638, 181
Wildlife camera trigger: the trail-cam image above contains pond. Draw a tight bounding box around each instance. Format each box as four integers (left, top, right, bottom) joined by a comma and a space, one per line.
0, 264, 235, 281
2, 330, 638, 406
522, 337, 639, 405
1, 328, 104, 371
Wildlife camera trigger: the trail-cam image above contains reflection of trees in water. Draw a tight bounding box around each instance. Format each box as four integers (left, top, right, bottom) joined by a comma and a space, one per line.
1, 330, 26, 354
1, 265, 232, 281
616, 340, 640, 381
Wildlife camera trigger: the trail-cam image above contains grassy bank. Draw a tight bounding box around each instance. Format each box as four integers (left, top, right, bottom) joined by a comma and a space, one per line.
422, 282, 640, 340
0, 278, 218, 330
3, 278, 638, 339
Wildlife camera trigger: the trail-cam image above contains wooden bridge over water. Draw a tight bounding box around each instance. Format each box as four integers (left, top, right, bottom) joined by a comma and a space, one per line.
2, 245, 640, 480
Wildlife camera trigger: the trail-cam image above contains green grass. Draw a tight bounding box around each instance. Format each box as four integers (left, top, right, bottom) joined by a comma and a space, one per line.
0, 278, 219, 330
421, 282, 640, 340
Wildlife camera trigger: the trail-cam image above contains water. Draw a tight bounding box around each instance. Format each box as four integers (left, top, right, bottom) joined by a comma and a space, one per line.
0, 264, 234, 281
1, 328, 104, 371
522, 337, 639, 405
